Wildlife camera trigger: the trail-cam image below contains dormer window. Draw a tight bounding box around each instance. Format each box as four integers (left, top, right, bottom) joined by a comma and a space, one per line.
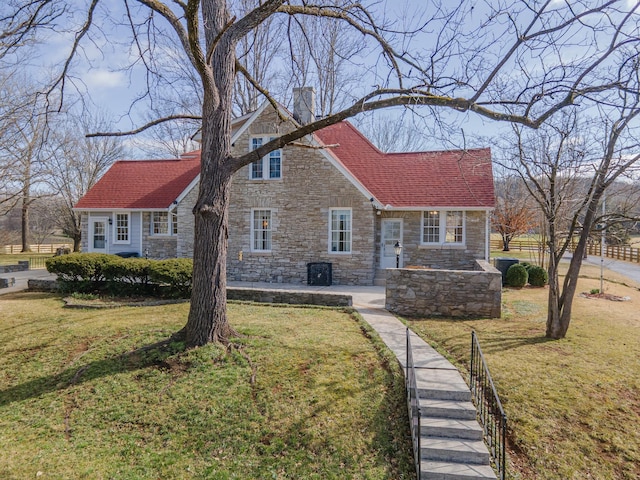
250, 137, 282, 180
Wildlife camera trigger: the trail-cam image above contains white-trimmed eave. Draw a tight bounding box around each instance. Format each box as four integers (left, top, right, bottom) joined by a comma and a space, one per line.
380, 205, 495, 211
73, 207, 173, 212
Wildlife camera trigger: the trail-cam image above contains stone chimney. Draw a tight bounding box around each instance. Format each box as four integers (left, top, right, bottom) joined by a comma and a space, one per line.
293, 87, 316, 125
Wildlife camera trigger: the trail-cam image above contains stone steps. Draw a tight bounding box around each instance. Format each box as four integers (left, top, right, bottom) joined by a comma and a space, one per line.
413, 365, 497, 480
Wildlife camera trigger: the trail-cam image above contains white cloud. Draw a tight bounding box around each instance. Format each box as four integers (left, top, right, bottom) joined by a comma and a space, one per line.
82, 69, 126, 89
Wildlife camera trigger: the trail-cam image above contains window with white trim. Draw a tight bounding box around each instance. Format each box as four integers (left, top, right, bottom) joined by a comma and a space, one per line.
330, 208, 352, 253
172, 212, 178, 235
114, 213, 130, 243
250, 137, 282, 180
151, 212, 169, 235
252, 209, 272, 251
421, 210, 465, 245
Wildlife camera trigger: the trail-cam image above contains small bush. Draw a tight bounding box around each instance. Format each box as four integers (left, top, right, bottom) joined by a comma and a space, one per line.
506, 263, 528, 288
149, 258, 193, 298
519, 261, 533, 272
528, 266, 548, 287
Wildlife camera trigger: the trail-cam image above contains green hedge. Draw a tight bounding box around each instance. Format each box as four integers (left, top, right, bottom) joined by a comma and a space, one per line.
46, 253, 193, 297
149, 258, 193, 298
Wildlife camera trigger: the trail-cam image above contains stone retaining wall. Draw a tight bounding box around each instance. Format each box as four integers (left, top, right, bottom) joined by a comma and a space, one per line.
24, 279, 352, 307
385, 260, 501, 318
227, 288, 352, 307
28, 279, 60, 292
0, 261, 29, 273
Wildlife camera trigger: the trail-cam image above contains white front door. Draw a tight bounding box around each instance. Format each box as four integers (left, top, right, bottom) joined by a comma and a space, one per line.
89, 217, 108, 253
381, 219, 403, 268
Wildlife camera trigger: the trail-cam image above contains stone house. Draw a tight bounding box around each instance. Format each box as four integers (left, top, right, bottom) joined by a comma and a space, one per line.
75, 88, 495, 286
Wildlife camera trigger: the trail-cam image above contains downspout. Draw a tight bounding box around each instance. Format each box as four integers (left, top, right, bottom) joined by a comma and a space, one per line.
485, 210, 490, 262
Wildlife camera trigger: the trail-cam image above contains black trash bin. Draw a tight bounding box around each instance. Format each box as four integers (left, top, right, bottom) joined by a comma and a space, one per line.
307, 262, 332, 286
494, 258, 519, 285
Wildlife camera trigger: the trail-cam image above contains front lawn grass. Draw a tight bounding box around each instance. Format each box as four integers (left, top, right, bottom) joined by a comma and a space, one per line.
406, 274, 640, 480
0, 294, 414, 479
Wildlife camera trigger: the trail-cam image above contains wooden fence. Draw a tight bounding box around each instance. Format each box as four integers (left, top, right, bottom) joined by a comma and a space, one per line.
0, 243, 72, 254
586, 243, 640, 263
491, 239, 541, 252
493, 238, 640, 264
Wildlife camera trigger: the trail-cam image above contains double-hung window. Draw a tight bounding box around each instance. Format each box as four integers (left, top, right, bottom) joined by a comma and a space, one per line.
114, 212, 130, 244
252, 209, 272, 251
421, 210, 465, 245
330, 208, 352, 253
151, 211, 177, 236
151, 212, 170, 235
250, 137, 282, 180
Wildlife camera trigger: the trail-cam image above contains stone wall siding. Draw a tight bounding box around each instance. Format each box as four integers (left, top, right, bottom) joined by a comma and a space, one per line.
178, 108, 377, 285
141, 213, 178, 258
376, 211, 488, 270
385, 260, 501, 318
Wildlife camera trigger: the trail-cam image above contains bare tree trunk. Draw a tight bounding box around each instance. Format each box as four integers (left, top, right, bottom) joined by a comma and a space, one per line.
21, 185, 31, 253
184, 2, 238, 347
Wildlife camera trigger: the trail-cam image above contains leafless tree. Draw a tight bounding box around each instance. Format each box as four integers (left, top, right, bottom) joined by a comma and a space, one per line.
500, 100, 640, 339
45, 112, 125, 251
0, 74, 52, 252
3, 1, 639, 346
491, 175, 535, 252
356, 112, 429, 152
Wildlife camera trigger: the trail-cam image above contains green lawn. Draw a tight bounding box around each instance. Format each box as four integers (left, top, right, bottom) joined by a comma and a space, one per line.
0, 253, 52, 266
0, 294, 414, 479
406, 275, 640, 480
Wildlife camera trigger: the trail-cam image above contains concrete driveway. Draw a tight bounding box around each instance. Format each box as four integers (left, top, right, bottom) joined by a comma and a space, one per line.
0, 269, 57, 296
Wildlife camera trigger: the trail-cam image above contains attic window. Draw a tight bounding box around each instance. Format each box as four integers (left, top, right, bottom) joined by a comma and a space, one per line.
250, 137, 282, 180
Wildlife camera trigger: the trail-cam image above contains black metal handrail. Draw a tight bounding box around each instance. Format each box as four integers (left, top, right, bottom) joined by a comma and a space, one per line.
406, 328, 421, 479
470, 331, 507, 480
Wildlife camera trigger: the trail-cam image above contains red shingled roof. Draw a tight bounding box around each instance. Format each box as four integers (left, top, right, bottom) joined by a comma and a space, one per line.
74, 154, 200, 210
314, 122, 494, 208
76, 121, 494, 211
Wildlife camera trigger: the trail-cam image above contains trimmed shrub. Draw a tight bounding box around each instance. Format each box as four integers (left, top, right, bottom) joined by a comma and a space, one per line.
46, 253, 113, 293
519, 261, 533, 272
528, 265, 548, 287
149, 258, 193, 298
505, 263, 528, 288
103, 257, 153, 296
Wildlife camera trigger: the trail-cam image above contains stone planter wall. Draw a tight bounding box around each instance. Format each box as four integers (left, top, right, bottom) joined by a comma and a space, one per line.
385, 260, 501, 318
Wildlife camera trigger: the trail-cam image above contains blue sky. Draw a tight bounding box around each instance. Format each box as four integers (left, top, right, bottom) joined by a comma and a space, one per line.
23, 0, 640, 155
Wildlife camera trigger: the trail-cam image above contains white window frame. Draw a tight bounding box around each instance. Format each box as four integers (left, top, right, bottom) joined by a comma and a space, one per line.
421, 210, 465, 246
150, 211, 177, 236
249, 136, 282, 180
329, 208, 352, 254
150, 211, 169, 236
113, 212, 131, 244
251, 209, 273, 252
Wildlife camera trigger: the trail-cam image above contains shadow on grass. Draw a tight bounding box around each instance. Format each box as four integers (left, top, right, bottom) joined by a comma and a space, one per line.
478, 335, 554, 354
0, 333, 186, 408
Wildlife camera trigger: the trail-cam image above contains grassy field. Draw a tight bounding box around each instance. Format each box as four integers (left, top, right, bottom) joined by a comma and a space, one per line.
0, 253, 52, 266
406, 268, 640, 480
0, 295, 414, 479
